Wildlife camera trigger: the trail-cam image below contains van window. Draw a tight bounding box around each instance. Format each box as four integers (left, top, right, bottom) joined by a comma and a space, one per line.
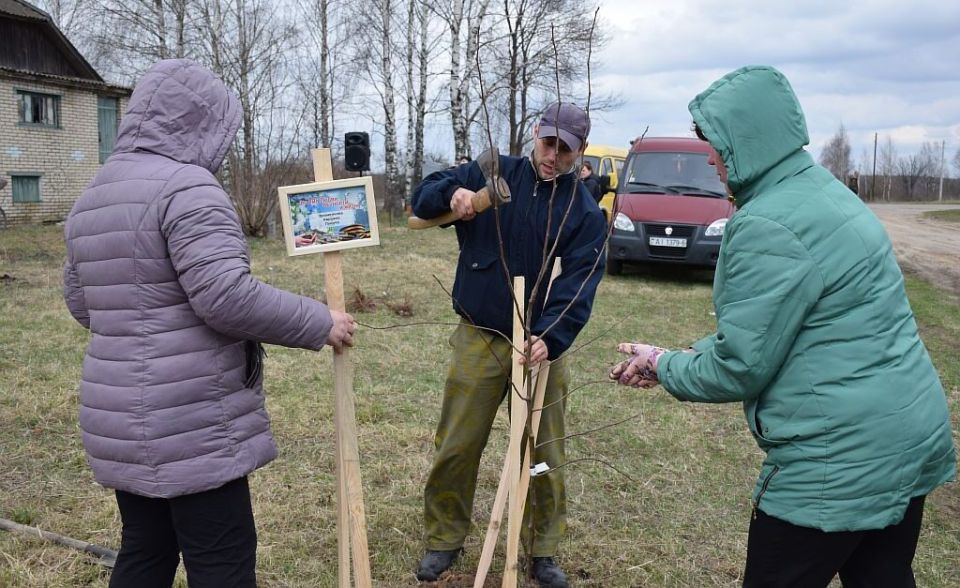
599, 158, 612, 176
582, 155, 600, 170
624, 152, 726, 197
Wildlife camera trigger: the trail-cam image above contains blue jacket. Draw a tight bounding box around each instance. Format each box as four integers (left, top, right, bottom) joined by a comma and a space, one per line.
412, 154, 606, 359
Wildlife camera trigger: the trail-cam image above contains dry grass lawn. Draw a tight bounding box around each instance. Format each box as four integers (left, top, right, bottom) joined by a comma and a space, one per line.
1, 223, 958, 587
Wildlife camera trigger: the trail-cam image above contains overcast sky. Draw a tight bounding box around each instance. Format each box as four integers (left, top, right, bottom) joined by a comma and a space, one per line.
576, 0, 960, 167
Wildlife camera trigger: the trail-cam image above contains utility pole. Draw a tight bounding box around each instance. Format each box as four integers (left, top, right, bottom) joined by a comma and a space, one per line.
938, 139, 945, 202
871, 132, 878, 201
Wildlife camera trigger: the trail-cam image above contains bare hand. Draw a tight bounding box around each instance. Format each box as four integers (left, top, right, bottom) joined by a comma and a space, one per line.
327, 310, 356, 353
450, 187, 477, 221
519, 336, 549, 366
609, 342, 667, 388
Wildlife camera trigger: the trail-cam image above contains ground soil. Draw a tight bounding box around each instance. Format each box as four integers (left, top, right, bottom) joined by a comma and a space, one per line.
868, 203, 960, 298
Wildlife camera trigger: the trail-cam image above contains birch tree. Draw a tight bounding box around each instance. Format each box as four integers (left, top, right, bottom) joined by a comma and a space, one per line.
404, 0, 433, 192
819, 123, 852, 182
427, 0, 493, 160
296, 0, 347, 149
197, 0, 303, 235
878, 136, 897, 201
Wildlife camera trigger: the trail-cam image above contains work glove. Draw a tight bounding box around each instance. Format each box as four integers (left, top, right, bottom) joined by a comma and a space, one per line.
609, 343, 669, 388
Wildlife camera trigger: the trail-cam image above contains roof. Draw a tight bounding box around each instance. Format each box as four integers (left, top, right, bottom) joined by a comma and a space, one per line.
0, 0, 104, 82
0, 0, 45, 19
584, 144, 629, 158
0, 66, 131, 95
629, 137, 712, 153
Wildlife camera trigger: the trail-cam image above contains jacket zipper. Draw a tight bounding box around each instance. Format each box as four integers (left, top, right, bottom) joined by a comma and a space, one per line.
752, 465, 779, 520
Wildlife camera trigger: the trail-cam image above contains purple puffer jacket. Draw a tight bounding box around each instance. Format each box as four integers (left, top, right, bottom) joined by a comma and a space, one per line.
63, 59, 333, 498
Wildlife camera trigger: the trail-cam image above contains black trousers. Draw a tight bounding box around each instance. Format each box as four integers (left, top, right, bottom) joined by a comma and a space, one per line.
743, 495, 925, 588
109, 476, 257, 588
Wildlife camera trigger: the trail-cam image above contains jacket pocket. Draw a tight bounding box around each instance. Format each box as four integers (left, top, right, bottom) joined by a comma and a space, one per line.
745, 398, 789, 450
463, 248, 500, 272
244, 341, 267, 388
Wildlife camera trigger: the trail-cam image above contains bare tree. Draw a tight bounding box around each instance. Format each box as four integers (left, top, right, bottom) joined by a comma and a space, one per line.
426, 0, 493, 160
70, 0, 202, 83
345, 0, 407, 217
404, 0, 433, 194
953, 145, 960, 178
296, 0, 349, 150
897, 142, 938, 201
819, 122, 852, 182
878, 136, 897, 201
493, 0, 606, 156
196, 0, 303, 235
35, 0, 93, 40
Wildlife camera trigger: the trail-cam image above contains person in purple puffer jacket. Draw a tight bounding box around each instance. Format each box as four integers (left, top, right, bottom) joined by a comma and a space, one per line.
63, 59, 355, 587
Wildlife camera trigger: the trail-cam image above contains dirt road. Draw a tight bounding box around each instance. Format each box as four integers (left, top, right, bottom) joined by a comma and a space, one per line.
869, 203, 960, 297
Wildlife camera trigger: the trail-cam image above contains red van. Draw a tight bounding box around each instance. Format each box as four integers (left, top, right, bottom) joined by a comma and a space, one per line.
606, 137, 734, 274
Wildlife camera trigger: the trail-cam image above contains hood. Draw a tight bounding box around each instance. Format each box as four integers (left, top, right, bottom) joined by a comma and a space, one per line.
688, 65, 810, 203
617, 193, 734, 225
113, 59, 242, 173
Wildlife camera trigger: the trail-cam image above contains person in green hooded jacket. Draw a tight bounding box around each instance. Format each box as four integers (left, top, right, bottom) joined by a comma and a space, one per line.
609, 65, 955, 587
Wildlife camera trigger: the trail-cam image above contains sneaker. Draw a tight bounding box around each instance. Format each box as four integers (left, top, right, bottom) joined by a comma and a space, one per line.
531, 556, 569, 588
415, 548, 462, 581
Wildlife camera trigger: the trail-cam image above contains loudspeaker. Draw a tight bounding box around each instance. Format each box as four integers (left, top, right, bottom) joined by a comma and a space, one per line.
344, 131, 370, 172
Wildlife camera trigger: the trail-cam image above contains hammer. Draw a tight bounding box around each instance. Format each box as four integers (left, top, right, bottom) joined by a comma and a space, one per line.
408, 147, 512, 229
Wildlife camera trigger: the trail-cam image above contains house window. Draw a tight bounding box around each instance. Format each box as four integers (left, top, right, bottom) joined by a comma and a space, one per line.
17, 90, 61, 127
12, 175, 41, 203
98, 96, 119, 163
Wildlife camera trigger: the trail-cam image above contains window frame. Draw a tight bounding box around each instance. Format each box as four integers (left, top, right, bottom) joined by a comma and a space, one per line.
16, 89, 62, 128
10, 173, 42, 203
98, 95, 120, 163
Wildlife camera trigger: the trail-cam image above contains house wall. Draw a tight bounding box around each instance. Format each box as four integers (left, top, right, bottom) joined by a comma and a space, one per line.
0, 77, 125, 225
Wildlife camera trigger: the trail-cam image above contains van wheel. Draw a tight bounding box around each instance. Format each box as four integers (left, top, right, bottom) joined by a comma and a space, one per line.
607, 256, 623, 275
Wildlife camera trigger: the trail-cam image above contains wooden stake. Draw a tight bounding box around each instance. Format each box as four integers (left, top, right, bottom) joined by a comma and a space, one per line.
311, 149, 372, 588
476, 261, 560, 588
503, 276, 526, 587
474, 361, 551, 588
0, 518, 117, 568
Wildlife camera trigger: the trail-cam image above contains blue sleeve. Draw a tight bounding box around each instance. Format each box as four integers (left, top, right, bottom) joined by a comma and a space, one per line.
411, 162, 486, 219
533, 201, 607, 359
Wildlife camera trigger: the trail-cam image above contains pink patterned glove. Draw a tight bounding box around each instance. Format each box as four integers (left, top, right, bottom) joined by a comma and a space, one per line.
609, 343, 669, 388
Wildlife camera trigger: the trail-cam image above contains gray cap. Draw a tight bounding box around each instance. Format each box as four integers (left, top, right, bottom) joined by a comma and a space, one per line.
538, 102, 590, 152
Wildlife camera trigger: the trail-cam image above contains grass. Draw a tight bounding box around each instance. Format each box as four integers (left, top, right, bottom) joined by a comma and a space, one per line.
924, 209, 960, 223
1, 224, 958, 587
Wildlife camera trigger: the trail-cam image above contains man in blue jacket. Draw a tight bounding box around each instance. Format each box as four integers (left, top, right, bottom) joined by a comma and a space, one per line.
411, 102, 606, 587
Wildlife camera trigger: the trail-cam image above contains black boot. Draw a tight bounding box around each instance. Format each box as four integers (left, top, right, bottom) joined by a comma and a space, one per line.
531, 556, 569, 588
415, 548, 462, 581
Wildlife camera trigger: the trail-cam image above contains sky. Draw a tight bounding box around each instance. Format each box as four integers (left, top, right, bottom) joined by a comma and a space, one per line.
572, 0, 960, 169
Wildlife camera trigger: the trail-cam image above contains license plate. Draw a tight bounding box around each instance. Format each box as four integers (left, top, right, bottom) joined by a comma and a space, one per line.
649, 236, 687, 247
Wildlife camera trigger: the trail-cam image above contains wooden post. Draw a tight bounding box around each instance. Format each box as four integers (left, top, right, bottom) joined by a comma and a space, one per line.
474, 361, 550, 588
311, 149, 372, 588
475, 261, 560, 588
503, 276, 527, 587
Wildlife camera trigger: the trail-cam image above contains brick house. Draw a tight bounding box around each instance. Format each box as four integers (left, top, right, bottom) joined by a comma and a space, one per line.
0, 0, 130, 226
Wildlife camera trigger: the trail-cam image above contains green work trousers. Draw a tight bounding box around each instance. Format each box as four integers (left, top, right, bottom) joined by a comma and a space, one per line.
424, 322, 568, 557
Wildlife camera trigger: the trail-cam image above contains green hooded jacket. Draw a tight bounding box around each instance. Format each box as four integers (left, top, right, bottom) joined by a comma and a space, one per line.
658, 65, 955, 532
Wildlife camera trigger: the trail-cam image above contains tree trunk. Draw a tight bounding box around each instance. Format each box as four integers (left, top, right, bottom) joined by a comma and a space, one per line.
154, 0, 168, 58
381, 0, 403, 217
412, 0, 428, 187
448, 0, 467, 161
320, 0, 331, 147
404, 0, 416, 198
